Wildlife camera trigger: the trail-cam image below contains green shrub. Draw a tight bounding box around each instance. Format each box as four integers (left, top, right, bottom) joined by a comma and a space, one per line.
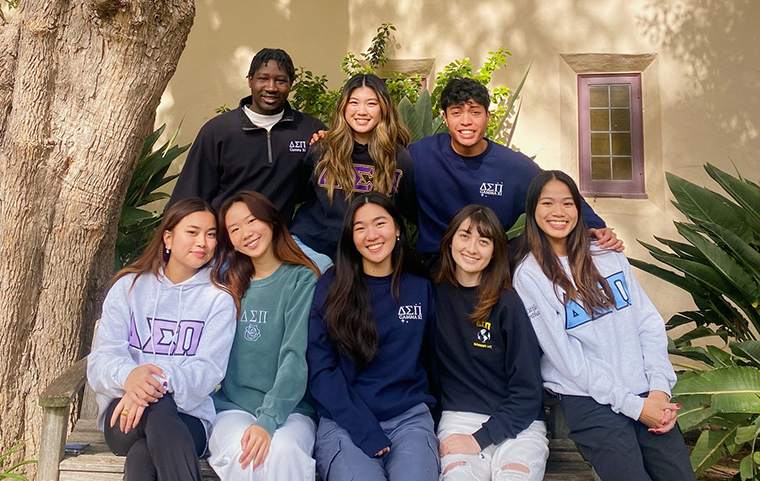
115, 124, 189, 271
0, 440, 35, 481
630, 163, 760, 479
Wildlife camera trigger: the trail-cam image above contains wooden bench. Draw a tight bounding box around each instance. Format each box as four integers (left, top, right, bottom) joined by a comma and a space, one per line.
38, 358, 597, 480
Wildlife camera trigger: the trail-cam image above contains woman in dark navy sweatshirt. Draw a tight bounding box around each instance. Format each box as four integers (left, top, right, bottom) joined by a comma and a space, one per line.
290, 74, 415, 272
307, 192, 439, 481
435, 205, 548, 481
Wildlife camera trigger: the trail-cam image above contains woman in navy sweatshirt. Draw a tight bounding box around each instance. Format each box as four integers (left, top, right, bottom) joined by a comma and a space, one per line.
290, 73, 415, 272
307, 192, 439, 481
435, 205, 548, 480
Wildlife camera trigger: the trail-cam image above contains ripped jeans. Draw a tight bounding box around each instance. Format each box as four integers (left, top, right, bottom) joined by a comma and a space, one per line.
437, 412, 549, 481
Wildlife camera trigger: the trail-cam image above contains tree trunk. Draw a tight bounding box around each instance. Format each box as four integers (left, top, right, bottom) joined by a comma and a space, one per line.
0, 0, 194, 470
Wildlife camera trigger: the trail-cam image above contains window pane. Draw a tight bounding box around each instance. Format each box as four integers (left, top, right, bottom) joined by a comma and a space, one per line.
610, 85, 630, 107
611, 133, 631, 155
591, 157, 611, 180
611, 109, 631, 131
591, 133, 610, 155
589, 86, 609, 107
590, 109, 609, 131
612, 157, 633, 180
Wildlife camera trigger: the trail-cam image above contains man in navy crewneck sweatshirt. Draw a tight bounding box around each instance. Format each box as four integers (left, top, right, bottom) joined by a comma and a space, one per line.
408, 78, 622, 259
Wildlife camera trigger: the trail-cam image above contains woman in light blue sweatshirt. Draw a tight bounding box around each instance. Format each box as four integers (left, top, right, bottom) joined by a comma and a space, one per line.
511, 171, 694, 481
209, 191, 320, 481
87, 198, 236, 481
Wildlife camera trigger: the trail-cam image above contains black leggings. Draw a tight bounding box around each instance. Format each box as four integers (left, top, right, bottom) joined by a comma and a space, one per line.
104, 394, 206, 481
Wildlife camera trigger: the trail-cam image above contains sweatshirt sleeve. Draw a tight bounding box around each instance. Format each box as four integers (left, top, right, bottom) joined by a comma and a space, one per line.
168, 124, 221, 207
513, 268, 645, 421
473, 291, 543, 449
87, 277, 140, 397
159, 291, 236, 413
622, 256, 677, 396
307, 276, 391, 457
253, 270, 318, 436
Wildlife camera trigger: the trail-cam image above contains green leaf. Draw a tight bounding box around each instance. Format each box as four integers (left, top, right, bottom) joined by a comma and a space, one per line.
629, 254, 707, 297
740, 454, 754, 480
700, 220, 760, 283
673, 367, 760, 413
398, 97, 423, 142
506, 214, 525, 240
731, 342, 760, 368
676, 223, 760, 302
735, 424, 760, 444
414, 90, 433, 138
690, 427, 735, 477
667, 172, 749, 239
705, 163, 760, 227
706, 345, 737, 368
672, 394, 715, 431
672, 326, 721, 347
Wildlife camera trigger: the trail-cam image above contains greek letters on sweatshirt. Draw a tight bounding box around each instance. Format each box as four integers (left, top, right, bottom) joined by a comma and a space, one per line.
512, 246, 677, 421
290, 142, 416, 259
307, 269, 436, 457
168, 98, 326, 218
408, 133, 606, 254
213, 264, 318, 436
435, 282, 543, 449
87, 267, 236, 434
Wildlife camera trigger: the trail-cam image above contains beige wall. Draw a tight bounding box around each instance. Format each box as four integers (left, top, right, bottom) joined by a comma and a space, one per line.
158, 0, 760, 326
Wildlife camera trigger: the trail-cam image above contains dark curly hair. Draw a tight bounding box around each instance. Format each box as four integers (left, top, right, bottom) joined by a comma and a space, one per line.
440, 77, 490, 111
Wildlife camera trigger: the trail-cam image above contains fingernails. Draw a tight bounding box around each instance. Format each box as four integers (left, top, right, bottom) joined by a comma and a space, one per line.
676, 404, 682, 408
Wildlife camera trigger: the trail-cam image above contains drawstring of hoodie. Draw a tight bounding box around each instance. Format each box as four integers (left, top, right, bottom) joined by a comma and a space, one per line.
149, 281, 162, 364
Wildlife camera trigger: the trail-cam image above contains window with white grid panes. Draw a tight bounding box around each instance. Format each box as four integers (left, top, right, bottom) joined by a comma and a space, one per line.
578, 74, 646, 198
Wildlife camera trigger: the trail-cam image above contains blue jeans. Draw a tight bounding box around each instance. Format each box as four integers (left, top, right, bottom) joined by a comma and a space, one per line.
315, 403, 440, 481
293, 235, 334, 273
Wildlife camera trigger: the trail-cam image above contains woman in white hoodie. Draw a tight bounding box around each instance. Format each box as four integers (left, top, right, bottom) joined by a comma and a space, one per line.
87, 198, 236, 481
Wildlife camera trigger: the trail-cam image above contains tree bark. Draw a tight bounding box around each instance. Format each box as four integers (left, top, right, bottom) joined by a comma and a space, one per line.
0, 0, 195, 470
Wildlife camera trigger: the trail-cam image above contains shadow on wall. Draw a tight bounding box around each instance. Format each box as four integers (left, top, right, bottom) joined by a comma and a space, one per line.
157, 0, 351, 172
636, 0, 760, 173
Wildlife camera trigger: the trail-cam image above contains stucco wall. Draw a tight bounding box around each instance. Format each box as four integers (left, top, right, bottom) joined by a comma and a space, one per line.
158, 0, 760, 326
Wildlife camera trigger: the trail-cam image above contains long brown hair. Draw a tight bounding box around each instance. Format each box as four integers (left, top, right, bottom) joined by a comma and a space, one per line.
324, 192, 420, 370
212, 191, 319, 313
513, 170, 615, 313
113, 198, 216, 288
316, 74, 410, 202
437, 205, 511, 325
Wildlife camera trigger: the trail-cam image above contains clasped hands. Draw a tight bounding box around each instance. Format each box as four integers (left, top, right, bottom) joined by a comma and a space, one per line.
109, 364, 166, 433
639, 390, 681, 434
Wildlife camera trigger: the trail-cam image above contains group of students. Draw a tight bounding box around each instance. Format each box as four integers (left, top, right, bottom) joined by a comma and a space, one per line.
87, 47, 695, 481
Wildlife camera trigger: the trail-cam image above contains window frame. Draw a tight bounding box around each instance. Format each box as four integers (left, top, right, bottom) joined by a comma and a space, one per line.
578, 73, 646, 198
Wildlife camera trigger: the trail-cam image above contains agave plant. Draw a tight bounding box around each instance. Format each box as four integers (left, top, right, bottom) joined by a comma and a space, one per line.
115, 124, 190, 270
630, 163, 760, 479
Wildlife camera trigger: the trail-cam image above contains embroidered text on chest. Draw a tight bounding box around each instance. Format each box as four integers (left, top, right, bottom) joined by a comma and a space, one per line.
398, 304, 423, 323
565, 271, 631, 329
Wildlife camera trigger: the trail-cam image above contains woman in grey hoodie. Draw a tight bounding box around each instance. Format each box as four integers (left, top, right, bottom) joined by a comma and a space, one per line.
87, 198, 236, 481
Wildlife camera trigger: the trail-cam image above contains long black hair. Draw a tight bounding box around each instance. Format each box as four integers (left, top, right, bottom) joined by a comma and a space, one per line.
323, 192, 418, 370
513, 170, 615, 313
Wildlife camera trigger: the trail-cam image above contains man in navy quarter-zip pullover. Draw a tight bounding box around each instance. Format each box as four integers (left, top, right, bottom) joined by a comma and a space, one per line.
169, 48, 325, 220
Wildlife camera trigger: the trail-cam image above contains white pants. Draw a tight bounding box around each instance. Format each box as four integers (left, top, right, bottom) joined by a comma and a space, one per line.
208, 410, 316, 481
437, 412, 549, 481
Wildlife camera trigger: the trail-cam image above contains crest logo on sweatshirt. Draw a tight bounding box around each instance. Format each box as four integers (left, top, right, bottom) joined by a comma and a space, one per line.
290, 140, 307, 152
128, 314, 205, 356
479, 182, 503, 197
398, 304, 423, 323
565, 271, 631, 329
244, 324, 262, 342
473, 320, 493, 349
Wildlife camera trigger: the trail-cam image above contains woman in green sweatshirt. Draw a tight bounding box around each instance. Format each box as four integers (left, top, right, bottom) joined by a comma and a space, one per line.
209, 190, 320, 481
